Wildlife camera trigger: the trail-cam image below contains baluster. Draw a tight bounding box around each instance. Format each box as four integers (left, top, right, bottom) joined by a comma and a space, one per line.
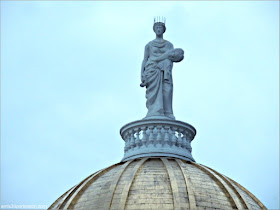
135, 128, 140, 148
129, 130, 135, 150
148, 126, 154, 147
186, 133, 192, 152
186, 140, 191, 152
164, 126, 170, 147
141, 126, 147, 148
186, 133, 192, 153
177, 128, 183, 148
171, 127, 177, 147
182, 130, 188, 149
126, 132, 131, 151
156, 125, 162, 147
124, 132, 129, 152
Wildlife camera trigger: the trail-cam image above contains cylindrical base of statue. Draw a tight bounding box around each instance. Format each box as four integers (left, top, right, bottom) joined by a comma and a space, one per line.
120, 119, 196, 162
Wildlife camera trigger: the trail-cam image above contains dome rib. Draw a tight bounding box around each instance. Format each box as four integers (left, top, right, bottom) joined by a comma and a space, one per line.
63, 163, 121, 209
204, 165, 249, 209
106, 160, 133, 209
118, 158, 148, 210
48, 185, 75, 209
226, 176, 267, 210
176, 159, 197, 210
161, 158, 180, 209
191, 162, 239, 209
53, 170, 102, 210
55, 174, 95, 209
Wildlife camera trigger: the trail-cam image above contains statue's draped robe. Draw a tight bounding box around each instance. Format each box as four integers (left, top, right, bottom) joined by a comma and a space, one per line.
143, 39, 175, 119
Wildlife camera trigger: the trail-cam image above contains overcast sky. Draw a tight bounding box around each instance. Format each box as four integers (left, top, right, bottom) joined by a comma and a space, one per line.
1, 1, 279, 209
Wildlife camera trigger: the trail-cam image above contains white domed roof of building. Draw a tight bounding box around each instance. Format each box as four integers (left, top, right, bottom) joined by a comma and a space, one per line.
49, 158, 266, 210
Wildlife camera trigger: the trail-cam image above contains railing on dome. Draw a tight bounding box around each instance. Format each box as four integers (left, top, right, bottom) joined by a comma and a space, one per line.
120, 119, 196, 162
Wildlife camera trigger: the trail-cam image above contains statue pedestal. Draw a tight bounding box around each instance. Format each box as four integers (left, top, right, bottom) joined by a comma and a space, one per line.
120, 119, 196, 162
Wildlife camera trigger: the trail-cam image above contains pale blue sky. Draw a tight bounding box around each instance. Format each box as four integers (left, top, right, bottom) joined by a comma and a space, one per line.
1, 1, 279, 209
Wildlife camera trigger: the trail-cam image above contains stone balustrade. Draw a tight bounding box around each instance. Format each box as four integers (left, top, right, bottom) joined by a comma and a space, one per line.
120, 119, 196, 162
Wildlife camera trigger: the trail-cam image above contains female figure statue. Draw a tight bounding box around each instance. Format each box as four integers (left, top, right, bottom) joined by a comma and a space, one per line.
141, 19, 184, 120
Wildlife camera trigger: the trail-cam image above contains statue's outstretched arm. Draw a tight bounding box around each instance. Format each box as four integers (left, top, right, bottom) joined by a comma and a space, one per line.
141, 44, 149, 82
152, 51, 170, 62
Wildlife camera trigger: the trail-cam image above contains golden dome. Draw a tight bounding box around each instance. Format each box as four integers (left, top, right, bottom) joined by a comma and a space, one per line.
49, 158, 266, 210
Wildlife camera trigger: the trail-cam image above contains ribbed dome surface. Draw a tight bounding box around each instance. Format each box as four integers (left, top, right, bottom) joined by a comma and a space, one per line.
49, 158, 266, 210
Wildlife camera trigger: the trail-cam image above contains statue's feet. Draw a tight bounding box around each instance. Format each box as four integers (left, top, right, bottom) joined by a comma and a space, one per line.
164, 113, 175, 120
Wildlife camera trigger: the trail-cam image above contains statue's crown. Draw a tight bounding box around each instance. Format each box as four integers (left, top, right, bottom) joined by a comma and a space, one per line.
154, 16, 166, 25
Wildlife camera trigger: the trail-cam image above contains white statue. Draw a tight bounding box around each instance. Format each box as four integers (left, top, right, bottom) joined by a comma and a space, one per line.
140, 17, 184, 120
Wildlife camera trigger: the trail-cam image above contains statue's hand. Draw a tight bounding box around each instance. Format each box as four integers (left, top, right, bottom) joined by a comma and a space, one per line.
140, 82, 146, 87
140, 75, 147, 87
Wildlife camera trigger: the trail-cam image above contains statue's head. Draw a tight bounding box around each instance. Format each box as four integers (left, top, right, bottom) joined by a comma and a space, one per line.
153, 17, 166, 35
153, 22, 166, 35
